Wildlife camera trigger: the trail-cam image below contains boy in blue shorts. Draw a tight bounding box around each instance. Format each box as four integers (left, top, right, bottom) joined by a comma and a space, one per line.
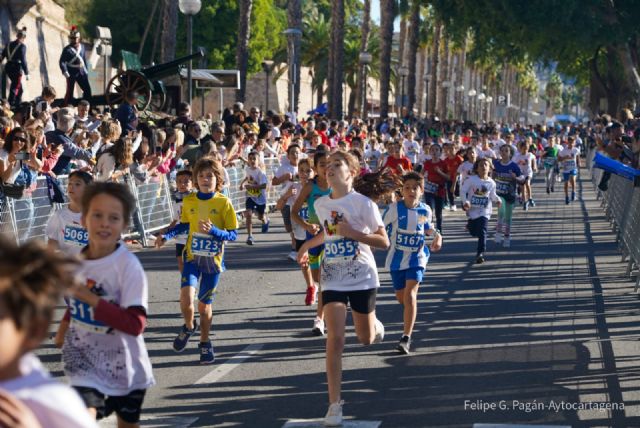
240, 151, 269, 245
383, 172, 442, 354
157, 157, 238, 364
558, 136, 581, 204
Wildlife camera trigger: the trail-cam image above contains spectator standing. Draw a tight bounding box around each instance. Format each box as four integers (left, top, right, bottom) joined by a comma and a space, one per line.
59, 26, 91, 105
1, 27, 29, 107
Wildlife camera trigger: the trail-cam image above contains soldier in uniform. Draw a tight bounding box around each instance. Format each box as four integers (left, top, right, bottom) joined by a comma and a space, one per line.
1, 27, 29, 107
59, 26, 91, 106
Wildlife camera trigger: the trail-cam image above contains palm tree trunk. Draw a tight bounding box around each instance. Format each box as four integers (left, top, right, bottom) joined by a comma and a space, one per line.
288, 0, 303, 114
406, 0, 420, 113
428, 22, 441, 115
138, 0, 160, 58
328, 0, 345, 119
438, 36, 450, 117
354, 0, 371, 117
160, 0, 178, 62
236, 0, 253, 102
379, 0, 395, 118
417, 47, 426, 116
455, 38, 467, 119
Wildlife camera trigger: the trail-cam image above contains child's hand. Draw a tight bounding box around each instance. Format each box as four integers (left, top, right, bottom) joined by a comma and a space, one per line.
199, 219, 213, 234
335, 219, 356, 239
297, 250, 309, 268
495, 198, 502, 208
155, 236, 166, 248
462, 201, 471, 211
71, 283, 99, 307
0, 390, 43, 428
430, 232, 443, 252
305, 224, 320, 235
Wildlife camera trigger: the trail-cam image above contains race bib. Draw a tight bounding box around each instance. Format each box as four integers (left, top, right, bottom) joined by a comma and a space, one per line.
70, 298, 108, 334
191, 233, 221, 257
395, 229, 425, 253
471, 195, 489, 208
63, 225, 89, 247
247, 187, 262, 197
424, 180, 439, 194
324, 238, 359, 264
563, 159, 576, 171
298, 205, 309, 220
495, 180, 511, 194
544, 158, 556, 168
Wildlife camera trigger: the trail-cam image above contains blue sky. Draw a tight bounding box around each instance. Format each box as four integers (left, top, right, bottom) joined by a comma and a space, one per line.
370, 1, 400, 30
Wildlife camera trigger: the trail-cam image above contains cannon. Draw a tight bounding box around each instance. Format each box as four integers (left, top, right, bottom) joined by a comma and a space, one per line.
103, 48, 205, 112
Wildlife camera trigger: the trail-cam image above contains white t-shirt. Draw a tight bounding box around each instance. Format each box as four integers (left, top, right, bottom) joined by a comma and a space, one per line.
283, 181, 307, 240
244, 166, 268, 205
63, 244, 155, 396
461, 175, 499, 220
45, 207, 86, 255
559, 147, 580, 172
0, 354, 97, 428
315, 191, 384, 291
275, 160, 297, 194
512, 152, 536, 177
402, 139, 421, 164
457, 161, 474, 184
0, 149, 23, 184
477, 147, 497, 160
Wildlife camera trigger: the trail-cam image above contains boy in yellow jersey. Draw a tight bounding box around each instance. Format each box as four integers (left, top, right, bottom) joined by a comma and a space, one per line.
156, 157, 238, 364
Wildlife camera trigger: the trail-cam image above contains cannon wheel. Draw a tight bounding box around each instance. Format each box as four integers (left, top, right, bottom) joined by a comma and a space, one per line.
105, 70, 152, 112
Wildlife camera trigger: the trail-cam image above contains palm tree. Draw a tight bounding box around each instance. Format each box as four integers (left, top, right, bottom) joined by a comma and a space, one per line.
287, 0, 302, 114
301, 7, 330, 107
428, 21, 441, 115
353, 0, 371, 117
160, 0, 178, 62
437, 35, 450, 117
379, 0, 395, 118
406, 0, 421, 113
236, 0, 253, 102
328, 0, 345, 118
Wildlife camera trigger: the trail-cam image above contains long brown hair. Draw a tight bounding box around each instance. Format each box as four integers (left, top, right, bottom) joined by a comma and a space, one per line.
330, 151, 401, 202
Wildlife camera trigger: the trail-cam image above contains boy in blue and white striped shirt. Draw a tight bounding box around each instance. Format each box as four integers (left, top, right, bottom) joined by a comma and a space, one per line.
383, 172, 442, 354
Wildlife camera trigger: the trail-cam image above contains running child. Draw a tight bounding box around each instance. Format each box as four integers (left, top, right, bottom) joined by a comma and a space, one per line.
442, 142, 464, 210
291, 149, 331, 335
297, 151, 389, 427
0, 238, 97, 428
276, 158, 315, 305
167, 169, 194, 273
382, 140, 412, 175
461, 158, 501, 264
492, 145, 523, 247
512, 140, 538, 210
541, 136, 559, 193
422, 144, 449, 233
383, 171, 442, 354
45, 170, 93, 348
558, 136, 581, 204
62, 182, 155, 426
240, 151, 269, 245
456, 146, 477, 186
156, 157, 238, 363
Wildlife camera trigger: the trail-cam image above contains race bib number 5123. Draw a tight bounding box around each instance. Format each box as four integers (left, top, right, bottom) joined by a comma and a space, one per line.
191, 233, 221, 257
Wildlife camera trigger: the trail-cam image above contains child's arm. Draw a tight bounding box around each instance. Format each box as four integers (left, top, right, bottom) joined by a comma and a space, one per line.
337, 223, 390, 250
297, 230, 326, 267
291, 182, 318, 233
199, 219, 238, 242
156, 222, 189, 247
276, 186, 295, 211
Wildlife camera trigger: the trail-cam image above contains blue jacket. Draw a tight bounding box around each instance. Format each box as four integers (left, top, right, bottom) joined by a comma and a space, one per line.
1, 40, 28, 75
46, 130, 93, 174
59, 43, 88, 78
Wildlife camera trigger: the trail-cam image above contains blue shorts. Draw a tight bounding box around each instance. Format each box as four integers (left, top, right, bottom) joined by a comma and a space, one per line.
563, 170, 577, 181
181, 261, 221, 304
246, 198, 266, 215
305, 230, 324, 270
390, 267, 424, 291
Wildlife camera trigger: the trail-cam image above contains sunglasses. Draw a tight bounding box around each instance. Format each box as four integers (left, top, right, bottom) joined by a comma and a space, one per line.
14, 136, 27, 143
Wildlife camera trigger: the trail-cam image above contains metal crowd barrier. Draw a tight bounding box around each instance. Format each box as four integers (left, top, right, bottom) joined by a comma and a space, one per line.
586, 147, 640, 291
0, 156, 285, 247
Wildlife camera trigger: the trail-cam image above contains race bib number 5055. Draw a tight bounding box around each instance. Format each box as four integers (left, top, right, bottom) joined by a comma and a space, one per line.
324, 238, 359, 263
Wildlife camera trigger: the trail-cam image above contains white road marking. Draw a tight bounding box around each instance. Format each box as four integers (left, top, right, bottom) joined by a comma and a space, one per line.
194, 343, 264, 385
99, 415, 198, 427
283, 420, 381, 428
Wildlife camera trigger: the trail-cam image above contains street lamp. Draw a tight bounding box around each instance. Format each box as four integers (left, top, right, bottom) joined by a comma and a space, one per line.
455, 84, 465, 119
423, 73, 431, 115
485, 96, 493, 122
359, 51, 372, 119
261, 60, 274, 112
179, 0, 201, 105
442, 80, 451, 117
284, 28, 302, 123
398, 66, 409, 112
477, 93, 485, 122
468, 89, 476, 122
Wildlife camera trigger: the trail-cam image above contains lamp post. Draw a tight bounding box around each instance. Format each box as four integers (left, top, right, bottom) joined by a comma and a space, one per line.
485, 96, 493, 122
179, 0, 201, 105
423, 73, 431, 115
284, 28, 302, 123
455, 85, 465, 120
398, 66, 409, 114
261, 60, 274, 112
359, 51, 372, 119
477, 93, 486, 122
468, 89, 476, 122
441, 80, 451, 118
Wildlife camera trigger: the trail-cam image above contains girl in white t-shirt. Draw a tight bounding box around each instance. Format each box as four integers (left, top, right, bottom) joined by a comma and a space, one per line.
512, 140, 538, 210
46, 170, 93, 349
457, 146, 477, 186
297, 151, 390, 427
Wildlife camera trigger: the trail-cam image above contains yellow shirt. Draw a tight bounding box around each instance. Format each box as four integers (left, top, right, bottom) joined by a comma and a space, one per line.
180, 192, 238, 270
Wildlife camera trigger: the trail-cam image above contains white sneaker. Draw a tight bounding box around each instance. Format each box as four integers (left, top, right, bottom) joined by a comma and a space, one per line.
450, 205, 457, 211
324, 401, 344, 427
503, 237, 511, 248
494, 232, 503, 244
312, 317, 325, 336
373, 318, 385, 343
287, 250, 297, 261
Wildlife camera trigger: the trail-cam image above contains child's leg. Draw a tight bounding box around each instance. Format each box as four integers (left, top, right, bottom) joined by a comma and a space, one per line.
117, 417, 139, 428
401, 280, 420, 337
197, 272, 220, 343
564, 175, 569, 196
180, 286, 196, 329
177, 257, 184, 274
434, 196, 444, 232
323, 300, 348, 404
504, 202, 514, 237
245, 210, 253, 236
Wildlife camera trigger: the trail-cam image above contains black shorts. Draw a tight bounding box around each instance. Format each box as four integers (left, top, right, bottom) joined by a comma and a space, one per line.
74, 387, 146, 423
175, 243, 185, 258
282, 204, 293, 233
246, 198, 266, 215
322, 288, 377, 314
295, 238, 306, 251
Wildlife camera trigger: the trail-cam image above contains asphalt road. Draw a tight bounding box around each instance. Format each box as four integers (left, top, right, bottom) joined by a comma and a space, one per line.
37, 169, 640, 427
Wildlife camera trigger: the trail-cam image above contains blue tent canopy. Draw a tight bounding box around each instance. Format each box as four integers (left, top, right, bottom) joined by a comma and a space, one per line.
307, 103, 328, 115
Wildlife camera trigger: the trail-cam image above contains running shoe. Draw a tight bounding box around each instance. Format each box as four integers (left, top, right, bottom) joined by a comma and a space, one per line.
173, 320, 198, 352
373, 318, 385, 343
288, 250, 298, 261
199, 341, 215, 364
494, 232, 503, 244
546, 187, 550, 194
503, 237, 511, 248
551, 186, 555, 192
261, 220, 270, 233
529, 199, 536, 207
571, 191, 576, 201
305, 284, 318, 306
397, 335, 411, 354
523, 201, 529, 211
476, 253, 485, 264
565, 196, 570, 205
312, 317, 325, 336
324, 401, 344, 427
246, 235, 254, 245
450, 205, 457, 211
